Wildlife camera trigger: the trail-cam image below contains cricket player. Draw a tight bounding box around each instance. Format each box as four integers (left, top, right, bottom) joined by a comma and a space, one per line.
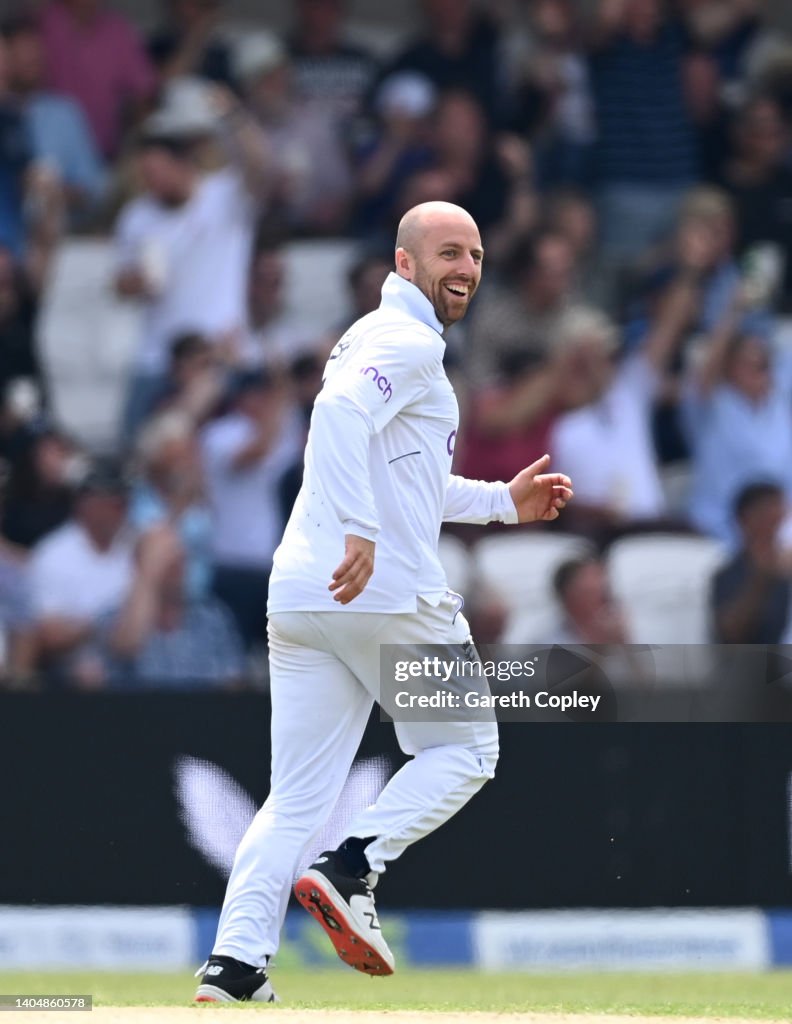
195, 202, 573, 1003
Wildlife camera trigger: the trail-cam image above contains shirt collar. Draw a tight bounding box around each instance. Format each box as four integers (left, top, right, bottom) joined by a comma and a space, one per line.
379, 272, 444, 337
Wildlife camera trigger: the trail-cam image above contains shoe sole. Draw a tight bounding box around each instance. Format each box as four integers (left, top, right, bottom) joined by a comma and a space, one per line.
293, 870, 394, 976
194, 983, 277, 1004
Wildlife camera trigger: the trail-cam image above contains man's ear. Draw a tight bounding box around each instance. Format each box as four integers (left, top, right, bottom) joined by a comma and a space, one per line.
395, 246, 412, 280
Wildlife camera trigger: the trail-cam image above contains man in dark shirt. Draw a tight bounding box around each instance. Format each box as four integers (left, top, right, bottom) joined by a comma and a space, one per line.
711, 481, 791, 644
720, 94, 792, 312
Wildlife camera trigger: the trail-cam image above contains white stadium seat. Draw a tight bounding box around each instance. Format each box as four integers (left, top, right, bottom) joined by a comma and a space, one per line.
37, 239, 141, 451
473, 531, 595, 643
606, 531, 727, 664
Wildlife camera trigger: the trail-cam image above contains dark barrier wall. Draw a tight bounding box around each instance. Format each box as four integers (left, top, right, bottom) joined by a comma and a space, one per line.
2, 693, 790, 909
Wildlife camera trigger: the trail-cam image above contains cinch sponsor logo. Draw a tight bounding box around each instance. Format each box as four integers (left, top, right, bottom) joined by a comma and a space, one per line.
447, 430, 457, 456
360, 365, 393, 402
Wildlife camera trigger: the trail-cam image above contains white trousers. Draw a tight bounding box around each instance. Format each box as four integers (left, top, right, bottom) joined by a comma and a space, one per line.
213, 595, 499, 966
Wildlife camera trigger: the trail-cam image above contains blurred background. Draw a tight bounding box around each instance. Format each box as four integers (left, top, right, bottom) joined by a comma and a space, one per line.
2, 0, 792, 980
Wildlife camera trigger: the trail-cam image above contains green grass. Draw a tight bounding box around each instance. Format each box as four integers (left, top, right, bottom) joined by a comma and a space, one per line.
0, 969, 791, 1016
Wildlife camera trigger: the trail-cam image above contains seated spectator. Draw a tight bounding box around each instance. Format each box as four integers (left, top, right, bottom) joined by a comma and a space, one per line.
465, 230, 577, 383
711, 480, 791, 643
383, 0, 505, 124
3, 15, 107, 220
683, 310, 792, 546
149, 0, 235, 87
587, 0, 697, 261
550, 302, 692, 541
28, 460, 135, 682
354, 71, 436, 239
100, 525, 244, 689
201, 370, 304, 648
114, 93, 273, 443
235, 31, 353, 234
1, 424, 81, 548
239, 242, 324, 371
286, 0, 378, 134
719, 93, 792, 312
131, 410, 212, 601
549, 555, 631, 645
38, 0, 157, 159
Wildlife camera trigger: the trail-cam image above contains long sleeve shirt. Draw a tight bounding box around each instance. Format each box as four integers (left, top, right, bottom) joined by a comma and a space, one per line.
268, 272, 517, 614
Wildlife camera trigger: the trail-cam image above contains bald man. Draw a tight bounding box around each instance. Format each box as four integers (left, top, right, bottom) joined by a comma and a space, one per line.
194, 203, 573, 1003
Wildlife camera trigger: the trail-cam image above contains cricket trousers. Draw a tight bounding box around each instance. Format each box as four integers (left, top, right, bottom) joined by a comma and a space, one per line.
212, 594, 499, 966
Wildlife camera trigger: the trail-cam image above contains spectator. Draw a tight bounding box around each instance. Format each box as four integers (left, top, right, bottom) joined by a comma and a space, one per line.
149, 0, 235, 87
542, 188, 609, 307
0, 458, 36, 684
465, 230, 577, 383
711, 480, 790, 643
550, 299, 693, 541
100, 525, 244, 689
683, 313, 792, 546
1, 425, 81, 549
142, 331, 227, 425
3, 15, 106, 219
28, 460, 135, 682
683, 49, 733, 182
505, 0, 596, 187
114, 91, 273, 443
287, 0, 378, 133
239, 242, 323, 371
0, 37, 34, 260
354, 71, 436, 239
383, 0, 505, 124
0, 247, 44, 414
131, 410, 212, 601
396, 89, 536, 261
626, 188, 744, 461
235, 31, 353, 234
588, 0, 698, 260
549, 555, 631, 644
338, 252, 390, 330
719, 94, 792, 311
681, 0, 785, 104
38, 0, 157, 159
200, 370, 304, 648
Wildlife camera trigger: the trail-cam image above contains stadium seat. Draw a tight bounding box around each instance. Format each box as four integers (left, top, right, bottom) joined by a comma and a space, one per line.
606, 533, 727, 645
437, 532, 473, 596
473, 531, 596, 643
37, 239, 141, 452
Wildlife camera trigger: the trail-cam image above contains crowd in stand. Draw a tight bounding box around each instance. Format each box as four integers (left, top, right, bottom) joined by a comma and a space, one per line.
1, 0, 792, 688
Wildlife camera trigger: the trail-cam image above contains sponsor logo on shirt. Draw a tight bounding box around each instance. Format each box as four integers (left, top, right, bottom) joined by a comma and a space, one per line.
447, 429, 456, 456
360, 365, 393, 402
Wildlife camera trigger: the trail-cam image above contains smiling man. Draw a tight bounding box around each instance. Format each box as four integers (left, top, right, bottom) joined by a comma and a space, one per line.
194, 201, 573, 1003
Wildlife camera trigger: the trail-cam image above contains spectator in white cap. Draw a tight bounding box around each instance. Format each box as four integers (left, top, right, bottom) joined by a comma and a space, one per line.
234, 30, 353, 234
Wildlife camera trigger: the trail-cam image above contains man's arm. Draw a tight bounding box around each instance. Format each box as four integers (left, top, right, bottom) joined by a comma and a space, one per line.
445, 455, 573, 526
443, 475, 519, 525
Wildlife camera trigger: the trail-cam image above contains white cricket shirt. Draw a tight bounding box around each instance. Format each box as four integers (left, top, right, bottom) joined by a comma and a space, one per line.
268, 273, 518, 614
